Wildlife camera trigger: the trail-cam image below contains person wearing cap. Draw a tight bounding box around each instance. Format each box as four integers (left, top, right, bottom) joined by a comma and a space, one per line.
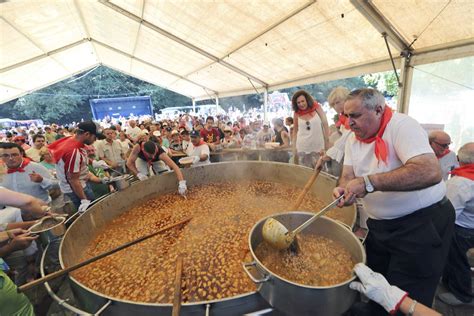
126, 140, 187, 196
13, 136, 30, 151
221, 126, 239, 149
169, 130, 183, 152
256, 121, 274, 147
48, 121, 100, 213
186, 130, 210, 166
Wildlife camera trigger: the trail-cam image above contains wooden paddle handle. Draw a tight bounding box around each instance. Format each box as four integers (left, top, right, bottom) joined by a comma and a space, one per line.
18, 216, 192, 293
172, 255, 184, 316
291, 166, 322, 210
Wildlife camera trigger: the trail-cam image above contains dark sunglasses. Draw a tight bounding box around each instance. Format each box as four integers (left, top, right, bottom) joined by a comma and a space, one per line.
306, 121, 310, 131
433, 141, 450, 149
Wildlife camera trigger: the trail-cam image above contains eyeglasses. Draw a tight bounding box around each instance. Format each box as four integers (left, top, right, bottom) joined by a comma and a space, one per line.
306, 121, 310, 131
433, 141, 450, 149
1, 153, 20, 159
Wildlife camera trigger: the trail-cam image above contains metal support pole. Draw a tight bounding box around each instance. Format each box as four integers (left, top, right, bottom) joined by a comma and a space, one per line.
192, 98, 196, 114
215, 97, 219, 115
263, 88, 268, 121
397, 54, 413, 114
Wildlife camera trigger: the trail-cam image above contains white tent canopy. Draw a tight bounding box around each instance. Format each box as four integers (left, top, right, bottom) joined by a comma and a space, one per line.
1, 0, 473, 105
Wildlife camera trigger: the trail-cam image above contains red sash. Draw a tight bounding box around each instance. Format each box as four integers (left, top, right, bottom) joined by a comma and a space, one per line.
450, 164, 474, 181
296, 101, 319, 116
436, 149, 451, 159
7, 157, 31, 173
355, 106, 393, 164
336, 114, 350, 129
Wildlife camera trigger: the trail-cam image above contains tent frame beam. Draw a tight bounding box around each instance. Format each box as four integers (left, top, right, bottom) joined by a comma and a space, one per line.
98, 0, 269, 88
350, 0, 411, 53
179, 0, 317, 81
0, 39, 90, 73
92, 39, 218, 95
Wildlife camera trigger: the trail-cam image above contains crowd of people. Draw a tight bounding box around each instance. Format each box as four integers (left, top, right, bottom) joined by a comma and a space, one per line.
0, 87, 472, 315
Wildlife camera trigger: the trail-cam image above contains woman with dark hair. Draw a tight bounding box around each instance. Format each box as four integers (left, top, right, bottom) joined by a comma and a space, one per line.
291, 90, 329, 168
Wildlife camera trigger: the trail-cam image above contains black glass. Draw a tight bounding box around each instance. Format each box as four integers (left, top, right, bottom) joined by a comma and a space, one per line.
306, 121, 310, 131
433, 141, 450, 149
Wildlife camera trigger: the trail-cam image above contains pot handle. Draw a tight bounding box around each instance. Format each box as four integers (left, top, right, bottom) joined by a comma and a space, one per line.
39, 243, 112, 315
336, 220, 368, 244
242, 261, 270, 284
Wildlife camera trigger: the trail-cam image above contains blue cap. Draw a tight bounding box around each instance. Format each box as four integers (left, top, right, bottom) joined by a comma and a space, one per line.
190, 130, 200, 138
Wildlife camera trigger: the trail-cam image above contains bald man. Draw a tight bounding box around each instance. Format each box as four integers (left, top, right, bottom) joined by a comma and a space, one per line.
429, 130, 459, 181
440, 142, 474, 305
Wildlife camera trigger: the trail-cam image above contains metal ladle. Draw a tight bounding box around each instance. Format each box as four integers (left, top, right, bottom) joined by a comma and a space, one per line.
262, 195, 345, 250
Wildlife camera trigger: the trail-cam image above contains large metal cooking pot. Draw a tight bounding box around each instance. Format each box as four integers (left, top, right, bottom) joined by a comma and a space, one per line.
59, 161, 357, 315
244, 212, 366, 316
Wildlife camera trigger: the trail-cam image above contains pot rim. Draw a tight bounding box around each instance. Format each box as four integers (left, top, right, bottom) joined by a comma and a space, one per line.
29, 216, 66, 234
248, 211, 366, 289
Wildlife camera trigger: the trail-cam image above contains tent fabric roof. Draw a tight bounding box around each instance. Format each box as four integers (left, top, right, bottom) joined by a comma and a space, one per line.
1, 0, 473, 104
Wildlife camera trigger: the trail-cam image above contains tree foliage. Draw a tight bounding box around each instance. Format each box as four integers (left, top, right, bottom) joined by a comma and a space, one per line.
0, 65, 394, 124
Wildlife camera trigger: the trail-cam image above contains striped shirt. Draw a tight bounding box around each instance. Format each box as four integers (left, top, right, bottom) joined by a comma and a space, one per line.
53, 138, 88, 194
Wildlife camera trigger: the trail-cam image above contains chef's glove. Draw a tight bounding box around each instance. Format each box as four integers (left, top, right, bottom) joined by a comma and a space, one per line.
100, 177, 110, 184
178, 180, 187, 196
192, 156, 200, 164
350, 263, 407, 314
92, 160, 110, 169
78, 199, 91, 213
137, 173, 148, 181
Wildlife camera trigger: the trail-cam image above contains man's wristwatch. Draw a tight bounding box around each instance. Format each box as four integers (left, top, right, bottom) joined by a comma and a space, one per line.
363, 175, 374, 193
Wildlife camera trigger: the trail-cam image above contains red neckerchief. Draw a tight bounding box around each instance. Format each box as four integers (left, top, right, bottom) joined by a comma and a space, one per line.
48, 136, 83, 162
436, 149, 451, 159
296, 101, 319, 116
336, 113, 350, 129
355, 106, 393, 165
197, 139, 206, 146
140, 142, 159, 166
7, 157, 31, 173
450, 164, 474, 181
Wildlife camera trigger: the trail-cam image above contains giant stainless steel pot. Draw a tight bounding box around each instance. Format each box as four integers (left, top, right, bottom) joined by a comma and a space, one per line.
59, 161, 357, 315
244, 212, 366, 316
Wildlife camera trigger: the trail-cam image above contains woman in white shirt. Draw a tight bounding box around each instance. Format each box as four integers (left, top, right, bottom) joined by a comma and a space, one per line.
291, 90, 329, 168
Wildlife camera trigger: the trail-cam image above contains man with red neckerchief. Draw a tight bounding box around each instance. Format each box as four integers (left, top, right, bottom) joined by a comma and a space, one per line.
439, 142, 474, 306
333, 88, 454, 316
429, 130, 459, 181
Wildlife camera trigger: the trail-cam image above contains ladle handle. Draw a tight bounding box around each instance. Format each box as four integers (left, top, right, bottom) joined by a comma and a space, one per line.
18, 216, 192, 293
291, 166, 322, 210
292, 195, 344, 235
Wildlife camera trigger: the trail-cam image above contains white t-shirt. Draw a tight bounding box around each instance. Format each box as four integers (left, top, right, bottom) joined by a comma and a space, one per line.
446, 175, 474, 229
438, 151, 459, 181
344, 113, 446, 220
185, 142, 210, 166
326, 126, 352, 163
296, 114, 324, 154
125, 126, 141, 140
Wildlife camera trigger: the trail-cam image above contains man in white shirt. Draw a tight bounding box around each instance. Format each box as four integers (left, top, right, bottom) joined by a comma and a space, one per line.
96, 128, 127, 171
429, 130, 459, 181
186, 130, 210, 166
334, 88, 455, 315
125, 120, 141, 144
439, 142, 474, 306
25, 134, 46, 162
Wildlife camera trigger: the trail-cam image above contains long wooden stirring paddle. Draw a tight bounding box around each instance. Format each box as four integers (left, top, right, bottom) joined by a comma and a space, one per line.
18, 216, 192, 293
172, 255, 184, 316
